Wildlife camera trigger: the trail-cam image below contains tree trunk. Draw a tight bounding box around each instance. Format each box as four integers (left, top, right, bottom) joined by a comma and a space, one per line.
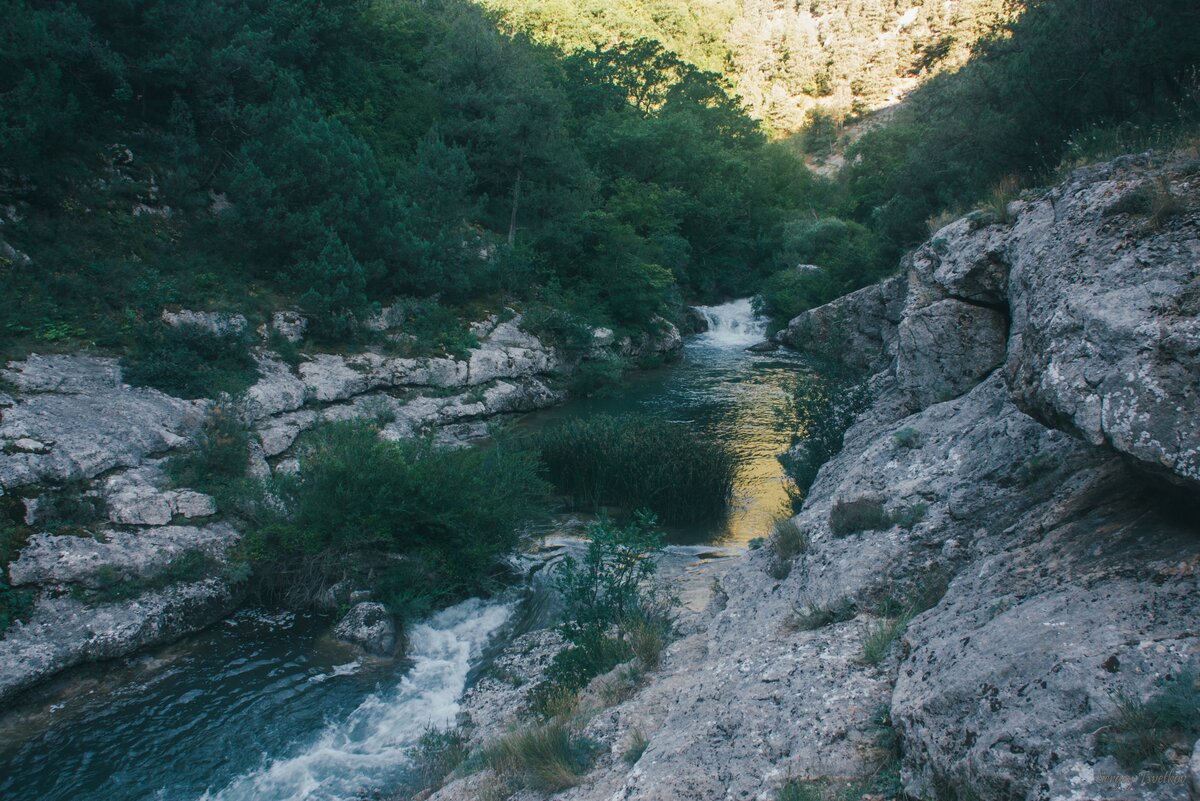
507, 168, 523, 247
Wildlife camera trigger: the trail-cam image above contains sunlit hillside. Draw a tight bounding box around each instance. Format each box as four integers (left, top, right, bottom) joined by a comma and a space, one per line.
474, 0, 1011, 131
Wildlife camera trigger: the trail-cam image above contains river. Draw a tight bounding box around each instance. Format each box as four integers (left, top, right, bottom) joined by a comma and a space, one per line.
0, 299, 804, 801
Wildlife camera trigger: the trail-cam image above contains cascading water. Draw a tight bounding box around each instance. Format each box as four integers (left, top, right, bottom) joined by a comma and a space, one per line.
203, 599, 512, 801
692, 298, 767, 349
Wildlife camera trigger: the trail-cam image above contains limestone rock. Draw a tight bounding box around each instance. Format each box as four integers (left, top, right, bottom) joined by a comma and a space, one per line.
160, 309, 248, 336
9, 522, 238, 588
242, 356, 307, 421
895, 298, 1007, 409
269, 311, 307, 344
0, 579, 239, 706
333, 602, 397, 656
777, 273, 907, 373
1003, 155, 1200, 487
0, 356, 202, 491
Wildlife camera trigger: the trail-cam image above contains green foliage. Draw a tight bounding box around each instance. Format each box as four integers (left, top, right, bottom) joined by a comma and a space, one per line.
778, 780, 824, 801
555, 513, 665, 638
891, 503, 929, 529
860, 616, 908, 666
830, 498, 890, 537
622, 729, 649, 766
409, 726, 470, 793
483, 720, 595, 793
860, 569, 952, 665
531, 414, 735, 525
32, 482, 107, 535
0, 0, 822, 357
781, 366, 872, 499
1104, 178, 1185, 231
755, 218, 886, 323
842, 0, 1200, 258
1099, 673, 1200, 769
122, 322, 259, 400
84, 550, 217, 604
765, 518, 808, 579
240, 420, 547, 607
529, 514, 674, 714
892, 427, 922, 449
168, 403, 252, 502
0, 512, 33, 633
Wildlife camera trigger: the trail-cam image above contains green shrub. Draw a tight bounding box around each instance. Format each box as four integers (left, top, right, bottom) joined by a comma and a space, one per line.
86, 550, 217, 604
569, 354, 627, 397
829, 498, 890, 537
32, 481, 106, 534
765, 518, 808, 579
532, 414, 735, 526
780, 366, 872, 498
241, 421, 547, 607
622, 729, 649, 765
892, 427, 922, 449
1016, 453, 1056, 485
409, 726, 469, 792
122, 321, 259, 399
778, 779, 824, 801
1098, 673, 1200, 769
168, 403, 251, 502
530, 514, 675, 713
1104, 178, 1184, 231
484, 721, 594, 792
891, 503, 929, 529
0, 512, 33, 633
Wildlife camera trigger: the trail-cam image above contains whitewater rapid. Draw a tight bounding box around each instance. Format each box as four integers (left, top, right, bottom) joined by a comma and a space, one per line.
201, 599, 512, 801
692, 298, 767, 348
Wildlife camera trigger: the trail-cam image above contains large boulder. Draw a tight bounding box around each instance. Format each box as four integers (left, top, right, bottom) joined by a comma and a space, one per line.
777, 273, 907, 374
1003, 155, 1200, 488
333, 602, 397, 656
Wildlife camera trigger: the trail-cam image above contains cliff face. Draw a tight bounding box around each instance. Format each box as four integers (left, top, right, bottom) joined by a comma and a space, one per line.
430, 152, 1200, 801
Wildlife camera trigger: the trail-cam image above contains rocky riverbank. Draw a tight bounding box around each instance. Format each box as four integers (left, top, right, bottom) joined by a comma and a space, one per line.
424, 151, 1200, 801
0, 311, 683, 705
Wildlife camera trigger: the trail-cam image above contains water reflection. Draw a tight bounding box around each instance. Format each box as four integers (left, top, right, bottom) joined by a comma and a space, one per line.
520, 299, 803, 545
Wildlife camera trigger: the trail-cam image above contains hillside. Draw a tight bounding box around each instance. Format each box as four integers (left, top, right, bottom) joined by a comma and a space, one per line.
475, 0, 1011, 132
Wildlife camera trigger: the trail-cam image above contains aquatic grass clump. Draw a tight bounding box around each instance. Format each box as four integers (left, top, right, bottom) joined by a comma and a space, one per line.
531, 414, 735, 526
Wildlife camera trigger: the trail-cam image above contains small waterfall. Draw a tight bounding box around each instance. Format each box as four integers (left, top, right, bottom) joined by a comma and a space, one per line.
692, 298, 767, 348
204, 598, 513, 801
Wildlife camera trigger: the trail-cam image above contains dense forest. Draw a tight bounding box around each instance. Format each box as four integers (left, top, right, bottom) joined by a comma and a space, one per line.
1, 0, 1198, 354
0, 0, 821, 356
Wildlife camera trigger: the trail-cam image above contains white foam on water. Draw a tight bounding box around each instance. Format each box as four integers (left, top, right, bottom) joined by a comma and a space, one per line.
202, 598, 512, 801
692, 298, 767, 349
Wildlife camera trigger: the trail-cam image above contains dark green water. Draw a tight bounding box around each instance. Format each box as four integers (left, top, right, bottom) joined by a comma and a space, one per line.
0, 300, 801, 801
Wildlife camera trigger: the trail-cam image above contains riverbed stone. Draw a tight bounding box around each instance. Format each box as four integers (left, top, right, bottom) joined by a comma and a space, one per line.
333, 602, 397, 656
